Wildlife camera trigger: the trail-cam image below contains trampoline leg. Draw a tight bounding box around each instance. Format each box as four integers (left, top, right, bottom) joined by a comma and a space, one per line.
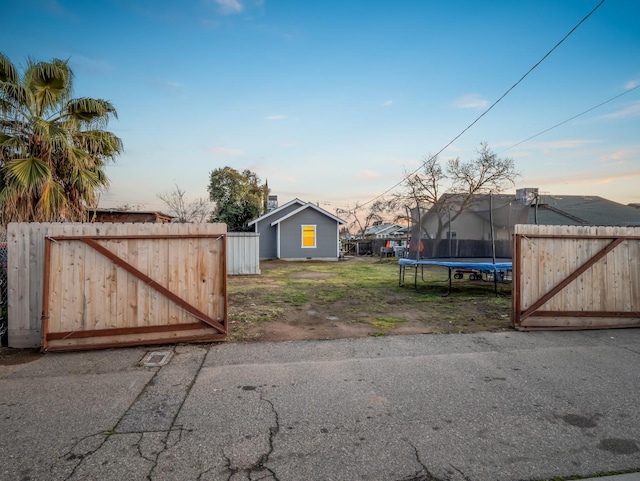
443, 267, 452, 297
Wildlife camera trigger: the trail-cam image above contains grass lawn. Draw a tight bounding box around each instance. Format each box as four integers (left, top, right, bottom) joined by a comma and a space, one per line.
227, 256, 513, 342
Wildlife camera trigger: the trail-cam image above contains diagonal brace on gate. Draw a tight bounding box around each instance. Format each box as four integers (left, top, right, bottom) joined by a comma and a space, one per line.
78, 237, 226, 334
519, 236, 624, 322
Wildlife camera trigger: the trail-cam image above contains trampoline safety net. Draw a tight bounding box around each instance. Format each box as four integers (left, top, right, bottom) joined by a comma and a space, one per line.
406, 193, 531, 260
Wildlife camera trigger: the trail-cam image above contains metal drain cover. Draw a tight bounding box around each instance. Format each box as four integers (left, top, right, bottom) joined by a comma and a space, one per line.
140, 350, 173, 367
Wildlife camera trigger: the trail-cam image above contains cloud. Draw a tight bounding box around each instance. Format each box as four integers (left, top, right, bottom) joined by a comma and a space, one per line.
32, 0, 76, 18
598, 149, 636, 165
199, 18, 222, 29
536, 139, 598, 150
146, 78, 184, 93
383, 100, 393, 107
625, 80, 639, 89
208, 147, 244, 156
356, 170, 381, 180
452, 94, 489, 109
70, 55, 112, 76
156, 80, 182, 89
213, 0, 244, 15
265, 114, 286, 120
600, 101, 640, 120
524, 168, 640, 187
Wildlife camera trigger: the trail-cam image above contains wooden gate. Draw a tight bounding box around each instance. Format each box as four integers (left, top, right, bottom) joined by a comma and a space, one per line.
512, 224, 640, 330
42, 223, 227, 351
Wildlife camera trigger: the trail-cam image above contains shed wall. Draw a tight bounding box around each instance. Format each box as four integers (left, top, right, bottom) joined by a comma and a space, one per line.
227, 232, 260, 275
256, 203, 302, 258
279, 210, 339, 259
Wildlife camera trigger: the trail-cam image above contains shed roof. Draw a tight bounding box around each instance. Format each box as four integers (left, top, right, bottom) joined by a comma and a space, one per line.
270, 202, 346, 226
91, 208, 174, 218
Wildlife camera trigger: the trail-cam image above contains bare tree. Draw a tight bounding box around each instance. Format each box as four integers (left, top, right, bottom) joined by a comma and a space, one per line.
337, 199, 387, 238
157, 184, 211, 223
392, 143, 520, 239
113, 203, 146, 211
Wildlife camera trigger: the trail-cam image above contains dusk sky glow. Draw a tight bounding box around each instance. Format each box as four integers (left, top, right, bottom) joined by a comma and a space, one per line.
3, 0, 639, 214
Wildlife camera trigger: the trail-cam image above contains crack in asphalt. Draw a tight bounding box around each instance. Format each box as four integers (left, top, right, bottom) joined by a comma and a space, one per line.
221, 447, 239, 481
55, 352, 169, 480
53, 346, 209, 481
450, 463, 472, 481
396, 441, 449, 481
252, 392, 280, 480
134, 432, 156, 464
55, 432, 110, 480
218, 389, 281, 481
147, 350, 208, 480
622, 344, 640, 356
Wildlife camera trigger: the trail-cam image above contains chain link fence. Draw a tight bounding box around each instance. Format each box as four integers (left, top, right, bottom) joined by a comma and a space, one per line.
1, 225, 7, 346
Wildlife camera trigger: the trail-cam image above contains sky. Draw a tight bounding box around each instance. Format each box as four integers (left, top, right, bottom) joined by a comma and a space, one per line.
3, 0, 640, 215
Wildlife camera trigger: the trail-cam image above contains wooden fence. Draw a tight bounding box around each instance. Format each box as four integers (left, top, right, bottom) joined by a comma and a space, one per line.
8, 223, 228, 350
512, 224, 640, 330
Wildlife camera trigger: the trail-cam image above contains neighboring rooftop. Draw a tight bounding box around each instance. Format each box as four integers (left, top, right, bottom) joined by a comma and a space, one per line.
530, 195, 640, 226
88, 208, 174, 224
363, 223, 405, 237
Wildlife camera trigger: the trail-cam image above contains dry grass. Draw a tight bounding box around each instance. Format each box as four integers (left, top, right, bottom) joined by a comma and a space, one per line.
227, 256, 513, 342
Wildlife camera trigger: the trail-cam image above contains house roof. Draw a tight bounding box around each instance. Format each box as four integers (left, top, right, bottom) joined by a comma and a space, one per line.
247, 198, 306, 226
425, 192, 640, 227
270, 202, 346, 226
363, 223, 404, 236
531, 195, 640, 226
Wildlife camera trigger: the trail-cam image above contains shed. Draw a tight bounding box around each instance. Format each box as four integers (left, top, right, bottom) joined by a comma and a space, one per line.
88, 208, 173, 223
248, 199, 346, 260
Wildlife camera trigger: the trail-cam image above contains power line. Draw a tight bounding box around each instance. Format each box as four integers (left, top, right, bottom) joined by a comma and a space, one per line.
500, 84, 640, 153
356, 0, 606, 210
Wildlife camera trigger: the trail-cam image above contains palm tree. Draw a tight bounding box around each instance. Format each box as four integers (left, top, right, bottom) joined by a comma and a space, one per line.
0, 53, 123, 223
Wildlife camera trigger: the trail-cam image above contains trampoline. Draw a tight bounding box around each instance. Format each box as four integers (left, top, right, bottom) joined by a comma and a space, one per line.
398, 257, 512, 295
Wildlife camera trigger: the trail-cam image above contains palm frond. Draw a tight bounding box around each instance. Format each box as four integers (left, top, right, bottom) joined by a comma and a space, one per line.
0, 52, 18, 83
74, 130, 123, 158
37, 179, 66, 220
0, 82, 31, 112
4, 156, 52, 190
74, 167, 103, 192
64, 98, 118, 125
24, 58, 71, 116
0, 53, 121, 222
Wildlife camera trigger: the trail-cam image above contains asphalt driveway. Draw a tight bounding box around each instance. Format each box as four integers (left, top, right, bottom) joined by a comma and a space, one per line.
1, 329, 639, 481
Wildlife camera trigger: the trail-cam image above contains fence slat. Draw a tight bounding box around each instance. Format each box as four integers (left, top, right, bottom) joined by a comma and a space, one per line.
8, 222, 228, 350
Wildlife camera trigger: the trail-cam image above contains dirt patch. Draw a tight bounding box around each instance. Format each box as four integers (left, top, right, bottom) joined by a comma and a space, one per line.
289, 271, 335, 280
0, 347, 43, 366
228, 256, 513, 343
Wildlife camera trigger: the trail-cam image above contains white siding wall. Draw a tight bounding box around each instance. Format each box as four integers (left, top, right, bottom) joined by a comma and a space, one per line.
227, 233, 261, 275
